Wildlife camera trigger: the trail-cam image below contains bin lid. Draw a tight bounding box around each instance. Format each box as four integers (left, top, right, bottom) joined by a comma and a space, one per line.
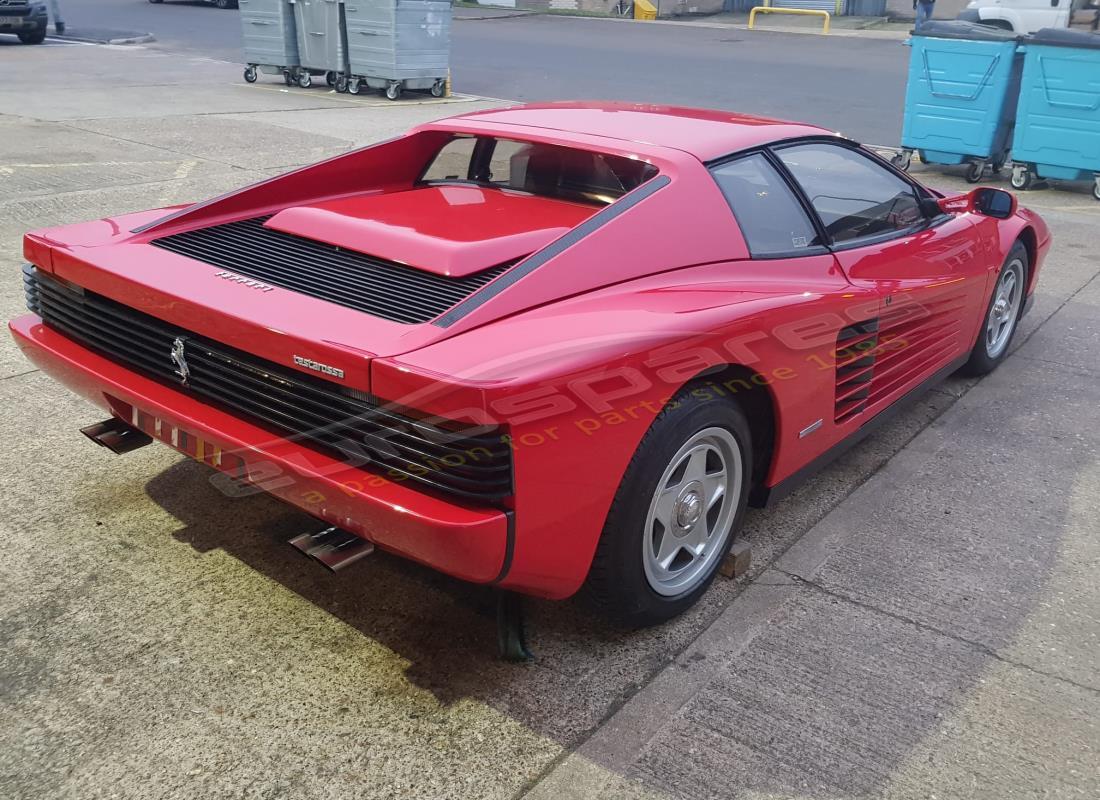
912, 20, 1021, 42
1029, 27, 1100, 50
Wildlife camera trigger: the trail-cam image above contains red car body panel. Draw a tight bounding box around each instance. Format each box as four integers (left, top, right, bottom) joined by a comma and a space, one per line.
263, 186, 597, 278
10, 103, 1051, 600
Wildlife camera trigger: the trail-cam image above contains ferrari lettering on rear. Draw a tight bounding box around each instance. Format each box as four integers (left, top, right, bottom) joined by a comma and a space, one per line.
214, 270, 275, 292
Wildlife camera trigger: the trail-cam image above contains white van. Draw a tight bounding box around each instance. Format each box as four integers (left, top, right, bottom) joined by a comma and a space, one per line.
957, 0, 1098, 33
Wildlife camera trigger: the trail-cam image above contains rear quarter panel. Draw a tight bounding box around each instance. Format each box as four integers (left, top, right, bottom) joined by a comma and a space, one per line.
373, 256, 869, 598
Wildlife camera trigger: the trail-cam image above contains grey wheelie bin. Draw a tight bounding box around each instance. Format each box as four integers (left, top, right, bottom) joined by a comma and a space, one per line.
1010, 28, 1100, 200
240, 0, 301, 86
293, 0, 350, 90
344, 0, 452, 99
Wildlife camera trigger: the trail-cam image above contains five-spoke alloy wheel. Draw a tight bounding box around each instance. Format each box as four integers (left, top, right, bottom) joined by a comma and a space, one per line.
642, 427, 741, 597
586, 389, 752, 627
961, 241, 1028, 375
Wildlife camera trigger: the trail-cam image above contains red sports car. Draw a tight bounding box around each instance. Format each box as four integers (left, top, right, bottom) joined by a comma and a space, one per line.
12, 103, 1049, 628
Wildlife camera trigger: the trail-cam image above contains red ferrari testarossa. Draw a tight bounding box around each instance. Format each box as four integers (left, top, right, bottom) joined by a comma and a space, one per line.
12, 102, 1049, 628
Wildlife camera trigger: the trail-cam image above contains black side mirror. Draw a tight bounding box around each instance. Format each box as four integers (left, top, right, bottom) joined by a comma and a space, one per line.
972, 187, 1016, 219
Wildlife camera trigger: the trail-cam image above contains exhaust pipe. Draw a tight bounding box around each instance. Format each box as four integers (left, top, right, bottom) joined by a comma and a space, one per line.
289, 526, 374, 572
80, 417, 153, 455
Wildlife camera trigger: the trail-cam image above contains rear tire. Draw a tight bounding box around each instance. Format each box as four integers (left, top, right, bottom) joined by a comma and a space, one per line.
959, 241, 1028, 376
584, 388, 753, 628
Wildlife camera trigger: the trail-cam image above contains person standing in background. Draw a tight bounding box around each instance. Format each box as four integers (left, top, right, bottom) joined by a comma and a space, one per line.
914, 0, 934, 28
48, 0, 65, 34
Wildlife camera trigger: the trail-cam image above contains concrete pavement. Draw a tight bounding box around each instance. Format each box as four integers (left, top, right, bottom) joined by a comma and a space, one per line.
1, 40, 1098, 800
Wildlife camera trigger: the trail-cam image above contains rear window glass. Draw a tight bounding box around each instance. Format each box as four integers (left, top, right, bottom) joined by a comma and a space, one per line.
421, 136, 659, 206
710, 154, 822, 257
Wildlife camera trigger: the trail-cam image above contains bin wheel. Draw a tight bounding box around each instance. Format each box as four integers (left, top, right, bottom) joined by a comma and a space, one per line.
298, 72, 312, 89
348, 78, 362, 95
283, 70, 295, 87
243, 66, 257, 83
1010, 167, 1034, 191
325, 71, 336, 87
385, 81, 402, 101
890, 151, 912, 172
431, 79, 446, 98
965, 162, 985, 184
335, 75, 348, 93
1093, 178, 1100, 202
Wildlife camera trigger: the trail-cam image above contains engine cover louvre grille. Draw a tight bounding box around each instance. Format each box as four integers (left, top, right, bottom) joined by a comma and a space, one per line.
25, 268, 513, 504
149, 216, 512, 325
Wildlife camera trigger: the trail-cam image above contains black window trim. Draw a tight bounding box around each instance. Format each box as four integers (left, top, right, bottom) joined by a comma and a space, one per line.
707, 135, 951, 255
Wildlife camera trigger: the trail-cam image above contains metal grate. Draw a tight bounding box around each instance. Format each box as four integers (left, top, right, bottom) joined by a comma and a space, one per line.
150, 216, 512, 325
25, 266, 513, 503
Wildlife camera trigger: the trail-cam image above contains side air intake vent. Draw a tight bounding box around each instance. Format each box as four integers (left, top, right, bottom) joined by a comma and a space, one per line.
150, 216, 511, 325
834, 318, 879, 423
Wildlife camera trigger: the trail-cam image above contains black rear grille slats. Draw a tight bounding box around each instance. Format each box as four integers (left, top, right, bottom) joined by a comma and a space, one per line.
834, 318, 880, 423
149, 216, 511, 324
25, 269, 513, 504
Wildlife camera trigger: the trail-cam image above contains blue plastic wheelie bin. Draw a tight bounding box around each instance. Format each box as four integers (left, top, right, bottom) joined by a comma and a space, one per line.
895, 21, 1025, 184
1010, 28, 1100, 201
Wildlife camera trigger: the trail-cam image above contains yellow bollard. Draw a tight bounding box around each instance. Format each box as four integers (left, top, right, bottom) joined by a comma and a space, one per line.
748, 5, 830, 34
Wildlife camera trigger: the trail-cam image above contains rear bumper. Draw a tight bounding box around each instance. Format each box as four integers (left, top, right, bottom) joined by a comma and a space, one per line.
10, 313, 511, 584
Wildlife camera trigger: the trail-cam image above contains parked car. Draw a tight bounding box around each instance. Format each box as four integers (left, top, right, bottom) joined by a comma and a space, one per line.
0, 0, 48, 44
10, 103, 1050, 629
148, 0, 238, 8
958, 0, 1097, 32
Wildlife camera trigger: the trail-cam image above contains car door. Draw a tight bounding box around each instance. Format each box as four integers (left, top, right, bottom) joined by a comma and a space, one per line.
773, 141, 989, 422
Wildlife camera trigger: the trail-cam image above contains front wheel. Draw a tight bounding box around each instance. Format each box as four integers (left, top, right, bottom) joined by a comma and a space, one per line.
959, 241, 1028, 376
385, 81, 402, 100
431, 79, 446, 98
584, 390, 752, 627
18, 27, 47, 44
965, 162, 985, 184
243, 65, 257, 83
298, 71, 312, 89
1092, 177, 1100, 202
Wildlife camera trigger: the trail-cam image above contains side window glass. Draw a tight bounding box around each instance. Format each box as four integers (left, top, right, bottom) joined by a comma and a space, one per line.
776, 144, 924, 244
421, 137, 476, 181
710, 154, 823, 257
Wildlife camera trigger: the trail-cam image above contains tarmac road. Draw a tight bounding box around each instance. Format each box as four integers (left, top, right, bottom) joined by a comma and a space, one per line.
48, 0, 910, 145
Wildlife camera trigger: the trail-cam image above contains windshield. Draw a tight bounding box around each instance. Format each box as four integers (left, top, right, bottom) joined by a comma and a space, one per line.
420, 135, 659, 206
